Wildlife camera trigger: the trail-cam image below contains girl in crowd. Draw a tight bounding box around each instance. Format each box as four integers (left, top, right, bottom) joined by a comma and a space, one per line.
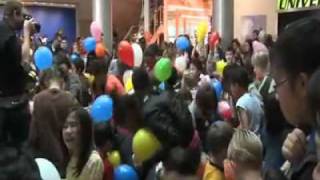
28, 78, 78, 177
63, 108, 104, 180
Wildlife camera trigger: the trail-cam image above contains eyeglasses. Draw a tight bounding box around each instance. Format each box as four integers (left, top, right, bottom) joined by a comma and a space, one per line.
274, 79, 288, 90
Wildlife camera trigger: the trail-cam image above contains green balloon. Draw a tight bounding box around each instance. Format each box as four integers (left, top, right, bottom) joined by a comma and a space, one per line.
154, 58, 172, 82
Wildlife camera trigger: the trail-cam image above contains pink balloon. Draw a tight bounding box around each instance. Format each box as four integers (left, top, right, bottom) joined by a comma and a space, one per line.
90, 21, 102, 42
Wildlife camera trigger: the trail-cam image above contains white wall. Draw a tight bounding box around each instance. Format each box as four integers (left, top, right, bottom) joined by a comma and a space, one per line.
234, 0, 278, 41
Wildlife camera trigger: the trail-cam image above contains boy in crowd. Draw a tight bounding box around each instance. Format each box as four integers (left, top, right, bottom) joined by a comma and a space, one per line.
227, 129, 263, 180
203, 121, 234, 180
94, 122, 115, 180
249, 51, 275, 100
229, 66, 264, 134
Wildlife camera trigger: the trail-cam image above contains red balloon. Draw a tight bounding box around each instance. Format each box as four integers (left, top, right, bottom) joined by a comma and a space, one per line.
218, 101, 233, 121
118, 41, 134, 67
210, 32, 220, 47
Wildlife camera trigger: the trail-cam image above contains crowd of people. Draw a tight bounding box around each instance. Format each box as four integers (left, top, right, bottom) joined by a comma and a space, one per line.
0, 1, 320, 180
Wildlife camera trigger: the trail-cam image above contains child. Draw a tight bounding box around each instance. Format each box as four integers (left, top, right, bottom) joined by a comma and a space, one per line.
189, 84, 220, 143
229, 66, 264, 134
203, 121, 234, 180
162, 146, 201, 180
94, 122, 115, 180
249, 51, 275, 100
226, 129, 263, 180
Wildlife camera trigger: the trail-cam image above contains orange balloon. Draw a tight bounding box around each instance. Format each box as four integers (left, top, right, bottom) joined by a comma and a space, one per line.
95, 43, 106, 58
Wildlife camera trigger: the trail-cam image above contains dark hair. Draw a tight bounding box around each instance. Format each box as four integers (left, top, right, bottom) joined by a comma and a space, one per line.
29, 89, 78, 176
222, 64, 240, 93
132, 67, 150, 92
113, 94, 143, 132
55, 52, 72, 70
226, 46, 234, 53
0, 146, 41, 180
271, 18, 320, 83
3, 0, 22, 19
67, 108, 94, 177
94, 122, 114, 148
163, 146, 201, 176
196, 84, 219, 114
206, 121, 234, 154
308, 69, 320, 112
264, 34, 274, 49
231, 39, 241, 48
263, 168, 287, 180
229, 66, 251, 89
263, 94, 292, 135
144, 44, 161, 58
244, 39, 254, 54
190, 57, 204, 74
38, 68, 64, 90
73, 58, 85, 75
144, 92, 194, 148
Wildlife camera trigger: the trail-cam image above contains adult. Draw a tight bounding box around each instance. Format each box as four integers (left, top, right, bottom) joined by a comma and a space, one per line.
63, 108, 104, 180
0, 0, 34, 146
270, 17, 320, 180
28, 88, 78, 177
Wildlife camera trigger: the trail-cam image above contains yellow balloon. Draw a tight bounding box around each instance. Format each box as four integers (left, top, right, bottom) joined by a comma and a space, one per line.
197, 21, 208, 43
216, 60, 227, 76
125, 78, 133, 93
108, 150, 121, 167
132, 129, 161, 163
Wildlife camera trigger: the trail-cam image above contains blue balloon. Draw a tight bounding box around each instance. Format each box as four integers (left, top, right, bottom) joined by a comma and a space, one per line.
176, 36, 190, 51
70, 53, 80, 63
90, 95, 113, 122
114, 165, 138, 180
83, 37, 96, 52
34, 46, 53, 71
212, 79, 223, 99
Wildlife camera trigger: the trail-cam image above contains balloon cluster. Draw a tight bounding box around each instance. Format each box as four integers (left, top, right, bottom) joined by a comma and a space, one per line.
118, 41, 143, 68
81, 21, 108, 58
196, 22, 208, 44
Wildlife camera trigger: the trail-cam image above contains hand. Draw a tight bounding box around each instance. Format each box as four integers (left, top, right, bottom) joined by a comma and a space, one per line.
23, 18, 34, 35
282, 128, 307, 163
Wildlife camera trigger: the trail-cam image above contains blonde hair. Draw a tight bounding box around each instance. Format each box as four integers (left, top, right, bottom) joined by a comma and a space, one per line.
227, 129, 263, 168
251, 51, 269, 71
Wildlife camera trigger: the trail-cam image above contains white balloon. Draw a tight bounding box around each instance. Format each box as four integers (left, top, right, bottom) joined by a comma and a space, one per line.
132, 43, 143, 67
123, 70, 133, 85
35, 158, 61, 180
175, 56, 187, 73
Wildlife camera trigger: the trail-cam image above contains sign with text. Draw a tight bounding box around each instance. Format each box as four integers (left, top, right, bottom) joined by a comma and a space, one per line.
278, 0, 320, 11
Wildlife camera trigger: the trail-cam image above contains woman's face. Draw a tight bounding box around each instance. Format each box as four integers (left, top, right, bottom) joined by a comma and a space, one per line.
232, 42, 238, 50
272, 69, 311, 126
63, 112, 80, 153
242, 42, 250, 53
